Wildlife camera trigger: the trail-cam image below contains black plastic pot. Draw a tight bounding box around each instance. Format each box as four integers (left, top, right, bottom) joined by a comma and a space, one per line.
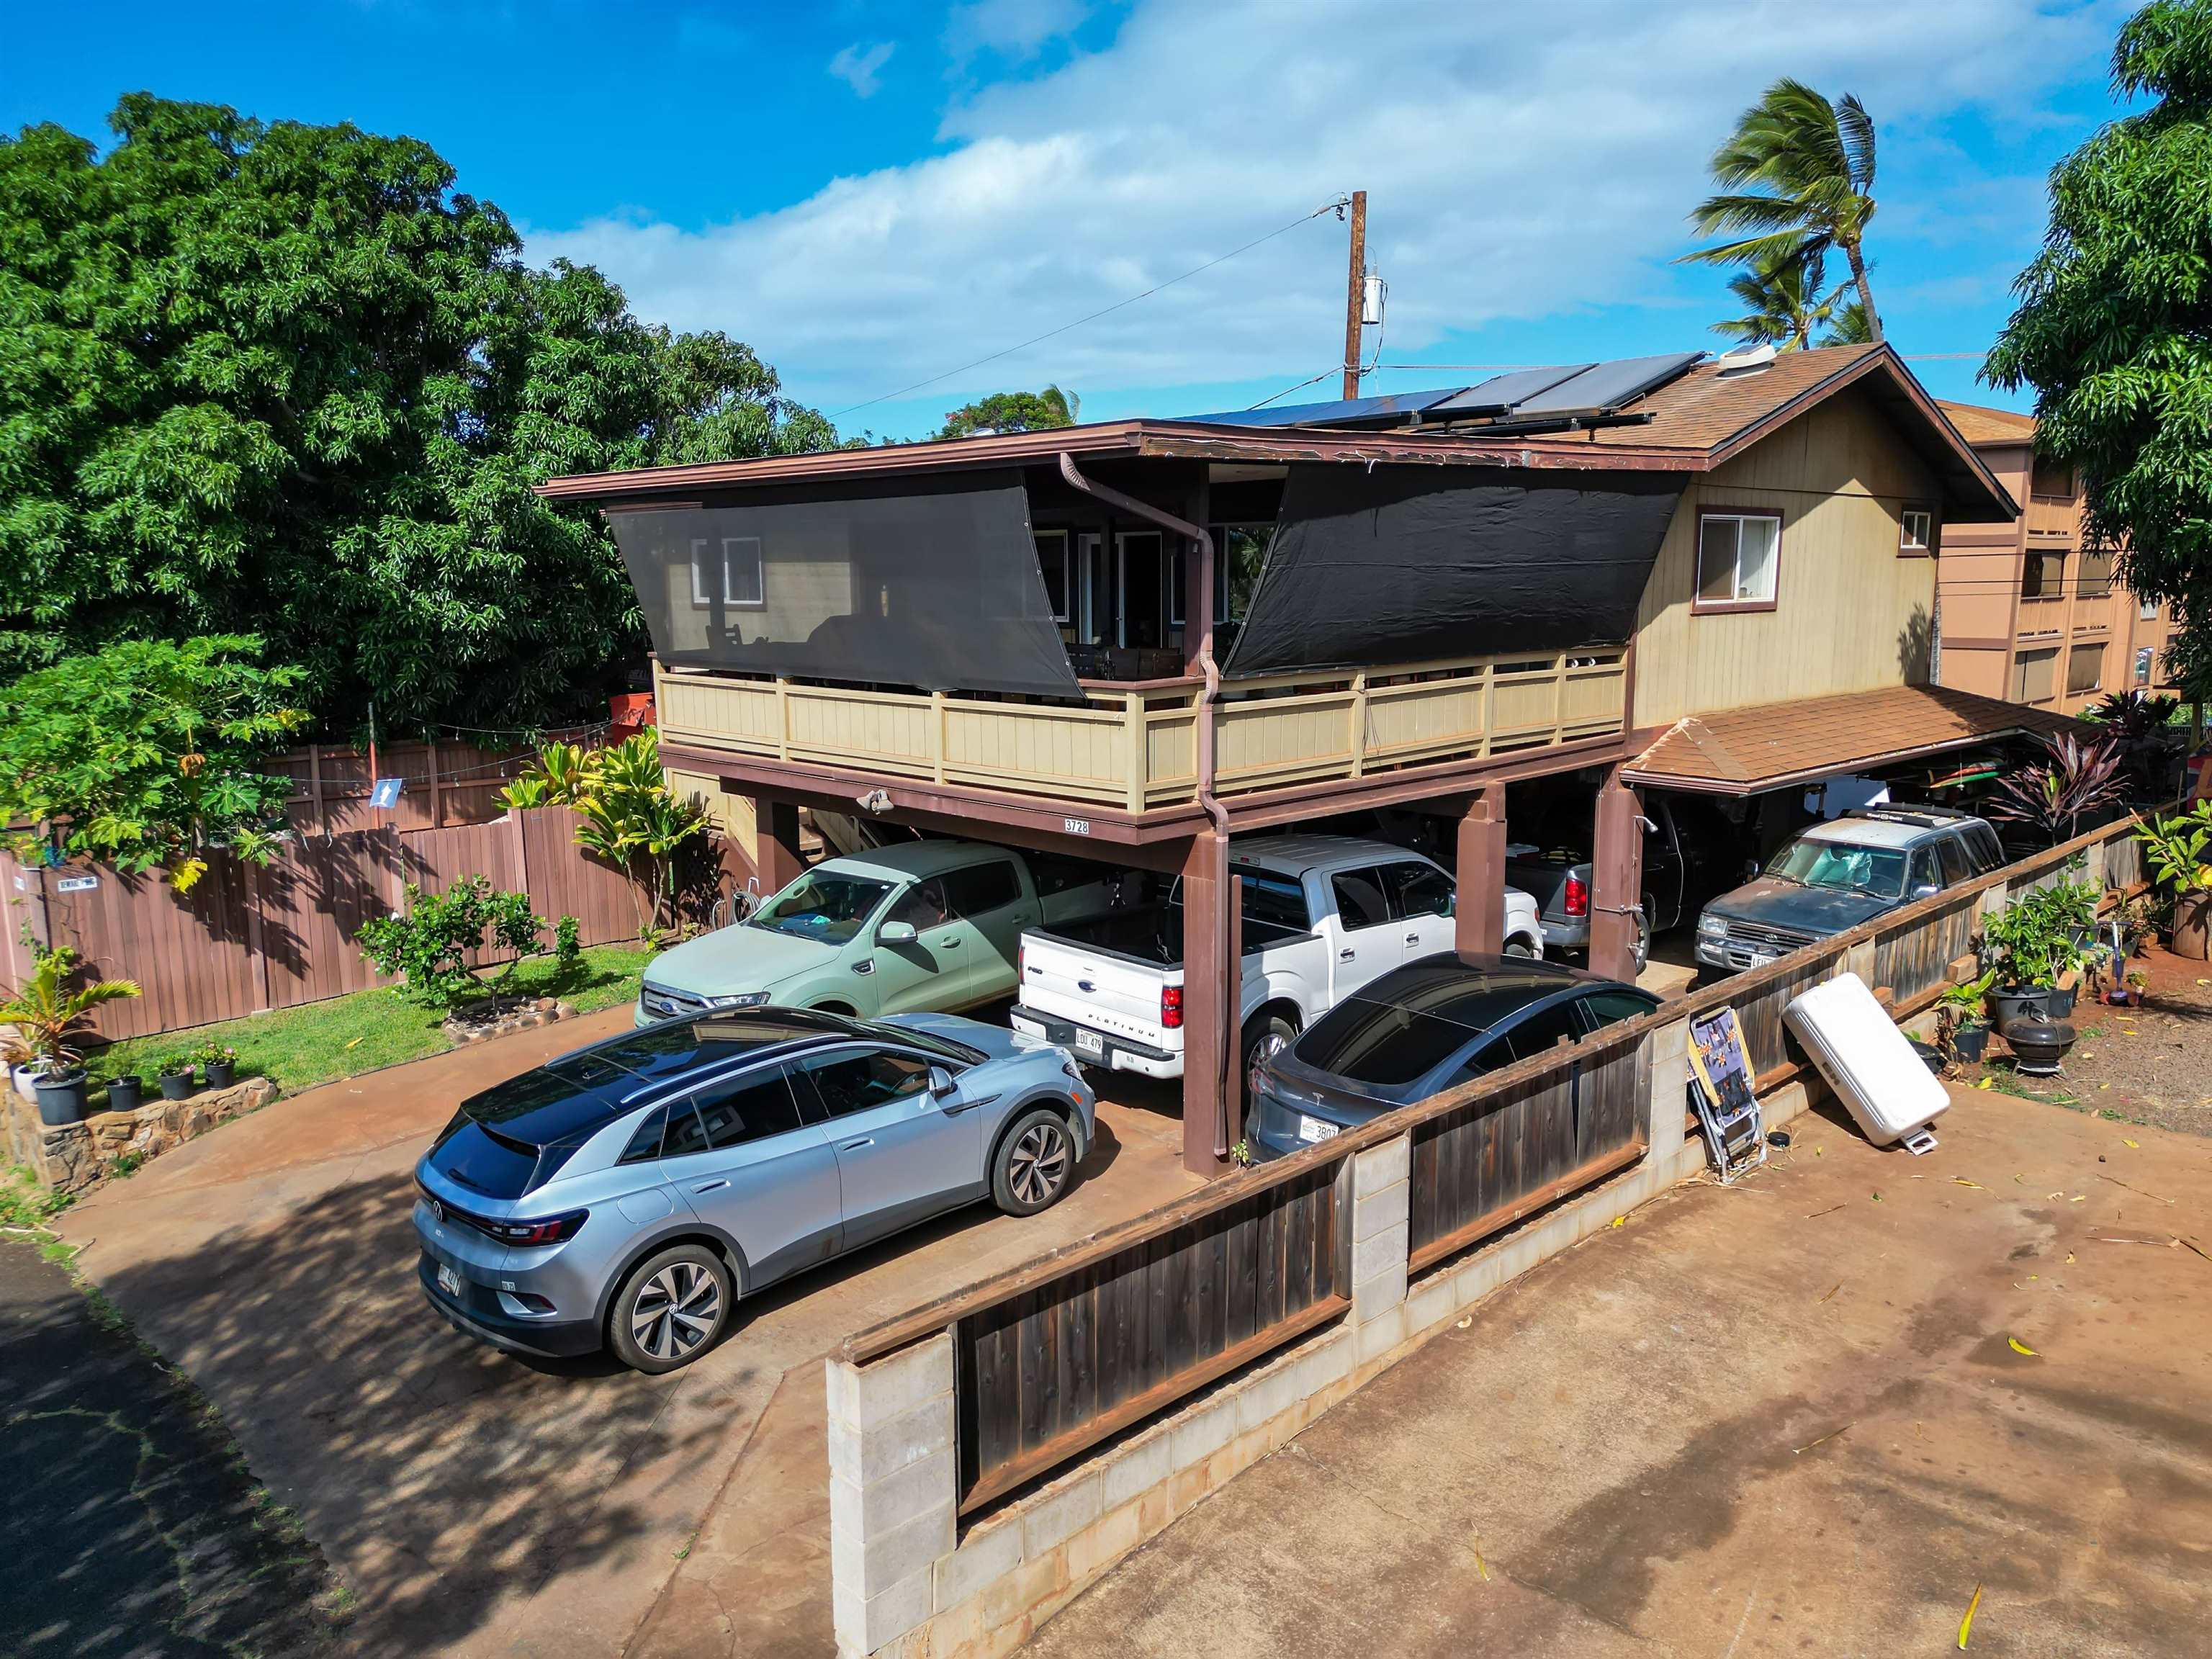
1953, 1022, 1990, 1064
1989, 985, 2051, 1031
34, 1070, 89, 1127
1908, 1039, 1944, 1076
204, 1061, 235, 1090
157, 1069, 196, 1101
2046, 983, 2079, 1018
105, 1074, 145, 1113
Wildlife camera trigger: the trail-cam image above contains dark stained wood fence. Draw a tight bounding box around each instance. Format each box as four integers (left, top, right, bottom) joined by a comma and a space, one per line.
271, 728, 606, 838
951, 1160, 1346, 1512
1407, 1023, 1648, 1273
840, 810, 2158, 1519
2, 808, 643, 1042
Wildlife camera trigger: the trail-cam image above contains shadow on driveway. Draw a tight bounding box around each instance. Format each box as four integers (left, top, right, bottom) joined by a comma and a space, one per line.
0, 1236, 338, 1658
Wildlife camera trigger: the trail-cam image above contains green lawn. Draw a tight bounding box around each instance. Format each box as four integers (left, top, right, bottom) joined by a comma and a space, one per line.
85, 943, 654, 1100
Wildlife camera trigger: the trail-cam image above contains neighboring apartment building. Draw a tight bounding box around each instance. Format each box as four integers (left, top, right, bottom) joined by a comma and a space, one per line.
1934, 400, 2180, 714
544, 343, 2054, 1176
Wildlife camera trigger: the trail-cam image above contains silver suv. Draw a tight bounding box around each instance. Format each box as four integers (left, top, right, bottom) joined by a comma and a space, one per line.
414, 1009, 1095, 1372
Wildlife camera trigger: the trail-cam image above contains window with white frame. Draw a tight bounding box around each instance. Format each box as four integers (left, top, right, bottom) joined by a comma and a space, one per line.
1694, 511, 1781, 609
2141, 595, 2160, 621
1899, 508, 1933, 553
1034, 529, 1071, 623
689, 536, 765, 608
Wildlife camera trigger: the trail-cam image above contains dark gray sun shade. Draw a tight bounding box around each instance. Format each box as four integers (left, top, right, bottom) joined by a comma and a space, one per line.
606, 472, 1082, 698
1220, 464, 1682, 678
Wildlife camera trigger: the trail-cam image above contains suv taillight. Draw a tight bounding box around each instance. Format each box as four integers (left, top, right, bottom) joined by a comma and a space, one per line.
1161, 985, 1184, 1030
483, 1210, 588, 1248
1564, 871, 1589, 918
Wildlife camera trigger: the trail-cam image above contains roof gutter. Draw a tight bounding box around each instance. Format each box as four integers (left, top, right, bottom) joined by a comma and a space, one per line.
1056, 452, 1233, 1161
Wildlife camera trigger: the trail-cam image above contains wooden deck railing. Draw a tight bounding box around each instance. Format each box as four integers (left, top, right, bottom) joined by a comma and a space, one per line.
654, 647, 1627, 812
839, 809, 2152, 1517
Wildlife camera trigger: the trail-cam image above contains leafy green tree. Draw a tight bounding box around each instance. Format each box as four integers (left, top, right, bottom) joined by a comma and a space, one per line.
1682, 78, 1882, 343
0, 95, 837, 732
1985, 0, 2212, 733
936, 385, 1079, 439
0, 634, 306, 889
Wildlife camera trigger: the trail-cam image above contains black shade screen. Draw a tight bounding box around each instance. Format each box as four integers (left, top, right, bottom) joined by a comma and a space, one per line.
608, 472, 1082, 698
1221, 464, 1681, 677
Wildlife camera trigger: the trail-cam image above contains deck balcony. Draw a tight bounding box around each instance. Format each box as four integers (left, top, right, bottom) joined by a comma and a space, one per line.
654, 647, 1629, 817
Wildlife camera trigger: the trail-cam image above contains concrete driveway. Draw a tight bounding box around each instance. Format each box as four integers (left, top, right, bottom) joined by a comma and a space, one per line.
1025, 1085, 2212, 1658
58, 1009, 1200, 1658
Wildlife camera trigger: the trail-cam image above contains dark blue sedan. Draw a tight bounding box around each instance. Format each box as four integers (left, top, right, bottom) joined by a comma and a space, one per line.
1244, 953, 1658, 1161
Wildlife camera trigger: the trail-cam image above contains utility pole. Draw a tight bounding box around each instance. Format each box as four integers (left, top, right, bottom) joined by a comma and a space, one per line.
1341, 189, 1367, 400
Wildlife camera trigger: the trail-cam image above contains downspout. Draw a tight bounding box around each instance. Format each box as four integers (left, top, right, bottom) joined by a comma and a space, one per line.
1057, 452, 1234, 1159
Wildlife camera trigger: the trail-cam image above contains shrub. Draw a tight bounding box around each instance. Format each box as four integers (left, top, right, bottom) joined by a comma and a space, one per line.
356, 878, 545, 1005
555, 914, 583, 972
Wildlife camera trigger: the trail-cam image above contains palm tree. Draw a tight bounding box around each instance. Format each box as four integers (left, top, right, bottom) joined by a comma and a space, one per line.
1821, 295, 1873, 347
1714, 249, 1841, 351
1681, 78, 1882, 344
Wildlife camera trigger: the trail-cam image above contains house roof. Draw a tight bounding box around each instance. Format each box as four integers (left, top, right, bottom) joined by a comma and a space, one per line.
538, 344, 2015, 521
1622, 684, 2082, 796
1936, 399, 2038, 447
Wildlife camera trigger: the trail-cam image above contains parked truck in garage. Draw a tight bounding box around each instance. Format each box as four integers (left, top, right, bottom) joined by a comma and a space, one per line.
1009, 835, 1543, 1084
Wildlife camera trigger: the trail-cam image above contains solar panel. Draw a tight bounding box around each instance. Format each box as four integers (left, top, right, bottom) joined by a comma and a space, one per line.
1509, 352, 1704, 417
1426, 364, 1593, 418
1174, 388, 1465, 428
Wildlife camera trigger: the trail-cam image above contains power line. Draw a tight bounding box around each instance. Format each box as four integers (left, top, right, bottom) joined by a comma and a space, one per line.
830, 197, 1354, 419
1367, 350, 1994, 374
1246, 366, 1344, 409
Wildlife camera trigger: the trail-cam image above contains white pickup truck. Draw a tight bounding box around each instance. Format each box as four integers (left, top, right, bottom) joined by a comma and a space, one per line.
1009, 835, 1544, 1083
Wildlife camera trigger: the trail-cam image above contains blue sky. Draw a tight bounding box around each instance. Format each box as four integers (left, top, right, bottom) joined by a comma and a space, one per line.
4, 0, 2141, 441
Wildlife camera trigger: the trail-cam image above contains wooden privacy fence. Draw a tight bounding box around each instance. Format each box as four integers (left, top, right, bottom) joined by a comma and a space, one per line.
271, 727, 607, 838
840, 809, 2153, 1517
0, 808, 643, 1043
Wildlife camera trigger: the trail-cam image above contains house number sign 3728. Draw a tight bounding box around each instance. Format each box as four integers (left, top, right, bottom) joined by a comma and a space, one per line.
1063, 817, 1091, 837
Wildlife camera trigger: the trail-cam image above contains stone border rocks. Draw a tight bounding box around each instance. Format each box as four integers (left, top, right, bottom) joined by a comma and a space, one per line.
441, 994, 580, 1046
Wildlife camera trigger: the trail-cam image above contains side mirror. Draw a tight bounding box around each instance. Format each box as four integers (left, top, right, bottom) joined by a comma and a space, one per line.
928, 1065, 958, 1098
877, 920, 917, 945
1912, 882, 1941, 901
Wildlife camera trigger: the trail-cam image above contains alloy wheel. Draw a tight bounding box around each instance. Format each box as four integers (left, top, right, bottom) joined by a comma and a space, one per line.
629, 1261, 722, 1362
1008, 1121, 1071, 1207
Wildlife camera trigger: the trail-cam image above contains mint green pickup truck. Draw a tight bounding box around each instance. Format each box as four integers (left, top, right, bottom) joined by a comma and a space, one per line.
637, 840, 1138, 1025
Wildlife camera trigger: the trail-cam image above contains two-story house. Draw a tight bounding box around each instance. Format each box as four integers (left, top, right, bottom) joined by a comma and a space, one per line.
1932, 400, 2181, 714
542, 343, 2050, 1175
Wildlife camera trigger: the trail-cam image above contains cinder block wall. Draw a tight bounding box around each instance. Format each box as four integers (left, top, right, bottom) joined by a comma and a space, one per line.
827, 1009, 1828, 1659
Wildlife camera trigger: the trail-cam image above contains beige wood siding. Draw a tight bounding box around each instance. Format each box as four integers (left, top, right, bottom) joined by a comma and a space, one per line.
1632, 388, 1941, 728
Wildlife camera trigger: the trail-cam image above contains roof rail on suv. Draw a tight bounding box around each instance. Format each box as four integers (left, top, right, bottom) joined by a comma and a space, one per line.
1845, 804, 1977, 831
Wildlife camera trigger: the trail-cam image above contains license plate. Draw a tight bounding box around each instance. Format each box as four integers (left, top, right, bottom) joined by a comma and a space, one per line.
1075, 1028, 1105, 1056
436, 1263, 462, 1299
1298, 1114, 1341, 1145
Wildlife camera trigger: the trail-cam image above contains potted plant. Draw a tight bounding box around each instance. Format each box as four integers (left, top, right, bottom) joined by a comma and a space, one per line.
194, 1040, 237, 1090
0, 946, 141, 1128
1981, 896, 2062, 1028
2134, 801, 2212, 960
1938, 970, 1996, 1066
157, 1054, 197, 1100
105, 1073, 145, 1112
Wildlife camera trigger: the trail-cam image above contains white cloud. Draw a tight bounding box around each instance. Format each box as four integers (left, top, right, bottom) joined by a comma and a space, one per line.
946, 0, 1087, 61
532, 0, 2127, 426
828, 40, 896, 99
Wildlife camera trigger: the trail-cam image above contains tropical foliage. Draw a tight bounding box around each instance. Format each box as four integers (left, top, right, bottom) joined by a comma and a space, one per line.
1713, 248, 1871, 351
2134, 799, 2212, 894
0, 635, 305, 889
356, 878, 548, 1005
503, 729, 711, 936
0, 94, 839, 733
1981, 876, 2101, 989
1683, 77, 1883, 343
1984, 2, 2212, 704
0, 945, 141, 1074
1982, 732, 2128, 844
937, 385, 1079, 439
